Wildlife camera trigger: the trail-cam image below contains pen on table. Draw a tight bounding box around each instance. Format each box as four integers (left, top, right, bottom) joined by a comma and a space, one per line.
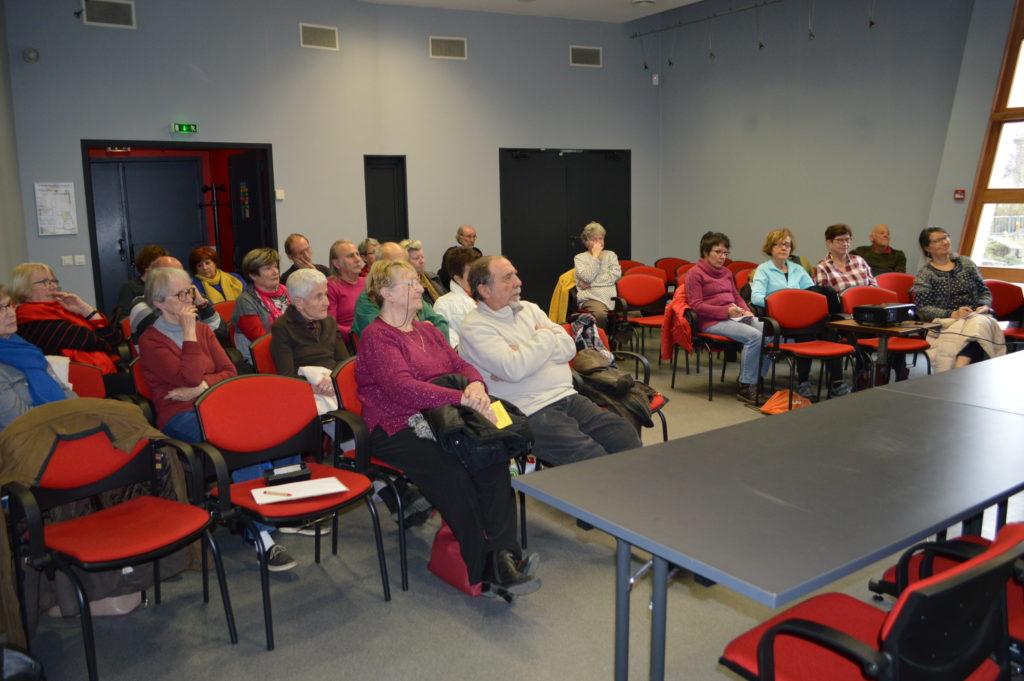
263, 490, 293, 497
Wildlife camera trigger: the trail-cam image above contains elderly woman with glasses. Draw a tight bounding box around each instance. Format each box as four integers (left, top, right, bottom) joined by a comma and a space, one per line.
685, 231, 768, 404
0, 285, 76, 429
813, 224, 877, 294
11, 262, 123, 379
912, 227, 1004, 371
355, 259, 540, 598
231, 247, 290, 362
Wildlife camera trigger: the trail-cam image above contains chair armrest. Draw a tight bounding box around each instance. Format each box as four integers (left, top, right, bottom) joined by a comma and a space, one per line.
324, 408, 371, 473
611, 349, 651, 384
894, 538, 988, 592
190, 442, 233, 515
759, 316, 782, 352
153, 437, 203, 506
1, 482, 46, 566
758, 618, 887, 681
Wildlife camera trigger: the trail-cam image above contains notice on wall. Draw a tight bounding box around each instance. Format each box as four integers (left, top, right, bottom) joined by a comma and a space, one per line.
34, 182, 78, 236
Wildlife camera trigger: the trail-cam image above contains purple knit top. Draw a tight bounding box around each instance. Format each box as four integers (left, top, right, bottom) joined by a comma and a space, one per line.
684, 258, 747, 331
355, 318, 485, 435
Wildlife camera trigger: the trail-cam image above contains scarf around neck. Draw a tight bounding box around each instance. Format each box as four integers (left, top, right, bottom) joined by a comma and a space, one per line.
255, 284, 290, 323
196, 269, 244, 304
0, 334, 67, 405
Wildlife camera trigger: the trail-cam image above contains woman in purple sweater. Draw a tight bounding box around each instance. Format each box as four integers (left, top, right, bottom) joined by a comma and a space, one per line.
684, 231, 767, 404
355, 259, 539, 598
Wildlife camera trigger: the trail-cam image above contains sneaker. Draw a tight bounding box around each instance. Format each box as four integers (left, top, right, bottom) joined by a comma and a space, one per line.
795, 381, 813, 399
279, 516, 332, 537
517, 552, 540, 577
736, 383, 758, 404
828, 381, 852, 398
266, 544, 297, 572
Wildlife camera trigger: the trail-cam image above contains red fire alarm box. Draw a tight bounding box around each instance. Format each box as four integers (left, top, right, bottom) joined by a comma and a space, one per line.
954, 189, 966, 201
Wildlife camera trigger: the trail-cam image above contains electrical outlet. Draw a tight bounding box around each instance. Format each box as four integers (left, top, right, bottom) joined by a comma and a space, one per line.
275, 189, 285, 201
73, 254, 86, 265
61, 255, 73, 266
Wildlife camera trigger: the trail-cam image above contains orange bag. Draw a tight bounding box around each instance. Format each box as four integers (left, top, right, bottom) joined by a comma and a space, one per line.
759, 389, 812, 414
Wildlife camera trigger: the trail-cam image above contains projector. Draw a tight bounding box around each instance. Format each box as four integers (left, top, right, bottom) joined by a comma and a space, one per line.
852, 303, 917, 326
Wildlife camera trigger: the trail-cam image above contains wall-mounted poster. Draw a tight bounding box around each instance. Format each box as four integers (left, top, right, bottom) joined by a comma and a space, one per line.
35, 182, 78, 236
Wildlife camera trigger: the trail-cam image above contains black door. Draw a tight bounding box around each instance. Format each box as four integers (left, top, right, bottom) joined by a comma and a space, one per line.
229, 149, 275, 270
364, 155, 409, 243
89, 158, 207, 315
499, 148, 631, 307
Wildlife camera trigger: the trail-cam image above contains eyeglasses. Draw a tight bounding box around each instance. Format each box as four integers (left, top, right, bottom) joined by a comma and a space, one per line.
830, 237, 852, 244
710, 249, 730, 256
171, 288, 195, 301
929, 235, 951, 245
391, 280, 423, 290
31, 278, 60, 287
773, 242, 793, 249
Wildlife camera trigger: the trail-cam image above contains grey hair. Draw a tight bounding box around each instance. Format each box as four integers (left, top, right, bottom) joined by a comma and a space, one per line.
358, 237, 380, 256
144, 267, 191, 307
286, 268, 327, 301
580, 221, 606, 247
399, 239, 423, 252
468, 255, 502, 301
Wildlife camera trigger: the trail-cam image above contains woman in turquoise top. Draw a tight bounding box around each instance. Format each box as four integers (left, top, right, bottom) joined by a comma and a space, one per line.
750, 228, 850, 398
750, 228, 813, 308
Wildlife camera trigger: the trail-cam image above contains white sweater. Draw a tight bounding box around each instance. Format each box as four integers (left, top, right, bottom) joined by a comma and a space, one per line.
458, 300, 578, 416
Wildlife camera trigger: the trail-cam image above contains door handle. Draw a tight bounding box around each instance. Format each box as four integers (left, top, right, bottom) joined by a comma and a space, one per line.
117, 238, 127, 262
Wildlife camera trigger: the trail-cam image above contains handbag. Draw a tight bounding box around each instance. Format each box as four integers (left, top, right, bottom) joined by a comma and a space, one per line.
759, 389, 811, 415
427, 519, 483, 597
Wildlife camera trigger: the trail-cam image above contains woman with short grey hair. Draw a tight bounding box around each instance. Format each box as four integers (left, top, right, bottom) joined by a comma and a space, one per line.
573, 221, 621, 329
272, 268, 348, 383
400, 239, 445, 304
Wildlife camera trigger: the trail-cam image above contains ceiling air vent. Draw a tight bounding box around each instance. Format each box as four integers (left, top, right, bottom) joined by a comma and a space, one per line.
81, 0, 135, 29
300, 23, 339, 51
570, 45, 602, 68
430, 37, 468, 60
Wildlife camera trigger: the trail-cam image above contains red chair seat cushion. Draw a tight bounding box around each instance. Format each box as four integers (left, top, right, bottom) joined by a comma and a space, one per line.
629, 315, 665, 327
778, 340, 854, 358
721, 592, 999, 681
697, 333, 736, 346
856, 337, 930, 352
1005, 328, 1024, 341
225, 462, 371, 519
44, 496, 209, 564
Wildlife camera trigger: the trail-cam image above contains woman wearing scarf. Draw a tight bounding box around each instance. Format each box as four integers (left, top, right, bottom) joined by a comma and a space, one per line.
10, 262, 123, 380
230, 248, 291, 362
188, 246, 245, 304
0, 285, 75, 429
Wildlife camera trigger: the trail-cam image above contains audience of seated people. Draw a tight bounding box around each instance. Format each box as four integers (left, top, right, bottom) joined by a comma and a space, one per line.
684, 232, 769, 404
326, 239, 365, 349
0, 285, 76, 430
351, 242, 449, 341
189, 245, 246, 304
280, 233, 330, 285
458, 255, 642, 466
10, 261, 130, 394
912, 227, 1005, 371
432, 247, 481, 349
852, 224, 907, 275
231, 247, 290, 362
573, 221, 621, 331
401, 239, 446, 305
355, 258, 540, 597
115, 244, 168, 320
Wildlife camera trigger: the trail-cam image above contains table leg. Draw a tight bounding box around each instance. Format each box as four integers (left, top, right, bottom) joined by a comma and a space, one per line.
615, 539, 631, 681
873, 337, 891, 386
650, 556, 668, 681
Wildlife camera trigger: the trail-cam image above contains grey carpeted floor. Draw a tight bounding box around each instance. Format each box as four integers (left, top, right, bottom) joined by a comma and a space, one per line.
26, 341, 1018, 681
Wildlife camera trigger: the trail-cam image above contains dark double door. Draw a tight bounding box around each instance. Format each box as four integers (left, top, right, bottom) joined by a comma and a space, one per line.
499, 149, 631, 306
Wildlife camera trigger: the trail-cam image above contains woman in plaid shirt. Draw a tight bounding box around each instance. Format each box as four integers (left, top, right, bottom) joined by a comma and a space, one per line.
813, 224, 877, 294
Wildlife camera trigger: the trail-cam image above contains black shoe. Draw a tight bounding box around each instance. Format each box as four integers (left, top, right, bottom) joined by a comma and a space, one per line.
485, 549, 541, 597
736, 383, 758, 404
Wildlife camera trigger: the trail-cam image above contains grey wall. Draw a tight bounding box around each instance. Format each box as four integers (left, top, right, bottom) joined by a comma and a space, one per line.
0, 0, 27, 278
1, 0, 1015, 303
3, 0, 659, 302
650, 0, 997, 267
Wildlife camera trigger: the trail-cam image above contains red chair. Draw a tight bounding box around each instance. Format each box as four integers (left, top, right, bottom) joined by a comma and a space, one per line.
67, 361, 106, 398
761, 289, 856, 408
249, 333, 276, 373
193, 374, 390, 650
559, 324, 669, 441
614, 274, 667, 355
840, 286, 931, 379
726, 260, 758, 274
720, 523, 1024, 681
985, 279, 1024, 348
684, 308, 742, 401
675, 262, 697, 286
734, 268, 755, 294
618, 259, 645, 273
213, 300, 237, 343
2, 412, 237, 681
876, 272, 915, 303
624, 265, 668, 284
120, 317, 137, 358
654, 257, 688, 283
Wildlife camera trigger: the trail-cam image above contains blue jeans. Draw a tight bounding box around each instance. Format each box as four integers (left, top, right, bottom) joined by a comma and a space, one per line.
704, 318, 769, 385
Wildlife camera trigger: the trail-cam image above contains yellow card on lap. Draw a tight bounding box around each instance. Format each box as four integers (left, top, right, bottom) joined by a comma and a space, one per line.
491, 400, 513, 429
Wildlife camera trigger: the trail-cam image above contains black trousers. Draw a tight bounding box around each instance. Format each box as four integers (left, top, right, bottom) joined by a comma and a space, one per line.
369, 426, 518, 583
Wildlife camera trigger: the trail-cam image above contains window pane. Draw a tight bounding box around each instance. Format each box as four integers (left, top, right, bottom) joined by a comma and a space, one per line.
1008, 39, 1024, 107
987, 122, 1024, 188
969, 202, 1024, 268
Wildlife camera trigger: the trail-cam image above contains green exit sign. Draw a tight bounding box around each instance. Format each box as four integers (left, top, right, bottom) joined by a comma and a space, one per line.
170, 122, 198, 134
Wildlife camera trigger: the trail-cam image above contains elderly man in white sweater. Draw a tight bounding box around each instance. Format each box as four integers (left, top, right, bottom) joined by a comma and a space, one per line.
458, 256, 641, 466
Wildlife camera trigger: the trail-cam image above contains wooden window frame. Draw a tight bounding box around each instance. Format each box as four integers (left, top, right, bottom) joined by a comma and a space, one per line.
961, 0, 1024, 283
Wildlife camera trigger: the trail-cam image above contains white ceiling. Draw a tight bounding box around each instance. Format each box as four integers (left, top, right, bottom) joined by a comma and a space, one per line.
357, 0, 702, 24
